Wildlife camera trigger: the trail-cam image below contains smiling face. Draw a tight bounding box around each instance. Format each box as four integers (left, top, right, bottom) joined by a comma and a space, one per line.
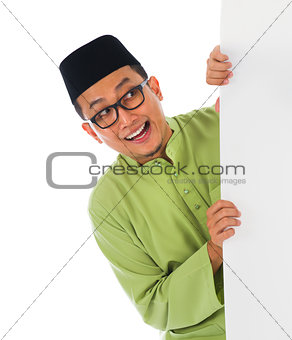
78, 65, 173, 165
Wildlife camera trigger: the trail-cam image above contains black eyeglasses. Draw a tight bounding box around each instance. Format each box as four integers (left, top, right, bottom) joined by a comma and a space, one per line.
87, 78, 148, 129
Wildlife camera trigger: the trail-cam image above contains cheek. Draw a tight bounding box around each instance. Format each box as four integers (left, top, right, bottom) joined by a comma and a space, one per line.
102, 135, 127, 151
148, 100, 164, 120
151, 110, 165, 129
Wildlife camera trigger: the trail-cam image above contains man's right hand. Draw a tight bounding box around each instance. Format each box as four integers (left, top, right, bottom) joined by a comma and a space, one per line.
206, 200, 241, 248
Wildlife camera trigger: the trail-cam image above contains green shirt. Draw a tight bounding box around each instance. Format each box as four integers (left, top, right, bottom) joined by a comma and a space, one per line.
88, 104, 225, 340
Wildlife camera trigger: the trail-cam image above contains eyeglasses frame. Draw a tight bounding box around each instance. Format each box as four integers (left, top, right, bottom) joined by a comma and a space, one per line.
87, 78, 149, 130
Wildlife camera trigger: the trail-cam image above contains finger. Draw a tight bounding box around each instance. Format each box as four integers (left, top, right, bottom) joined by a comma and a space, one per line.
207, 78, 229, 86
207, 200, 239, 218
207, 70, 233, 79
209, 208, 241, 227
216, 228, 235, 244
206, 70, 233, 86
214, 217, 241, 235
211, 45, 229, 62
209, 58, 232, 71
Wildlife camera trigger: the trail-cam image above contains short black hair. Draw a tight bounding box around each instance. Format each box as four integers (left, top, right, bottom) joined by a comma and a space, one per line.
73, 64, 149, 120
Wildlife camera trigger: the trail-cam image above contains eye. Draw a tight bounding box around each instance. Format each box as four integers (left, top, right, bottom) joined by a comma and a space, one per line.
99, 108, 111, 116
124, 89, 137, 100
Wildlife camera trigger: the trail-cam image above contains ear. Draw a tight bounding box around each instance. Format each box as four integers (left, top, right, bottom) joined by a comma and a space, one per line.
82, 123, 103, 144
147, 76, 163, 101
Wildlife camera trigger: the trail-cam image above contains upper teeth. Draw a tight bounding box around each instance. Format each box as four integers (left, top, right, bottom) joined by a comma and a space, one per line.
125, 123, 146, 139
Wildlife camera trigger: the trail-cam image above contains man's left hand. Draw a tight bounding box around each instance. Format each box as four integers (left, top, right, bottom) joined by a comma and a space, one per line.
206, 45, 233, 113
206, 45, 233, 86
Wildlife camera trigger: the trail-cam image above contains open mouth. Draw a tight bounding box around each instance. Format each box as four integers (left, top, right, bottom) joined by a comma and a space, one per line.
125, 121, 150, 142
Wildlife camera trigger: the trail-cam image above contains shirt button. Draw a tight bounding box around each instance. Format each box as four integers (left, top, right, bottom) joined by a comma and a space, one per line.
174, 173, 178, 177
194, 204, 200, 209
184, 189, 189, 194
157, 162, 161, 166
155, 161, 158, 165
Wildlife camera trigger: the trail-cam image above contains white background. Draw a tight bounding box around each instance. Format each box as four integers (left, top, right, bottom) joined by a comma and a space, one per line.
0, 1, 221, 339
220, 1, 292, 339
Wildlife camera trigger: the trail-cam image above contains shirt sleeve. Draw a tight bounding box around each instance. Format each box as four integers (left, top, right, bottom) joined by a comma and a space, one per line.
214, 264, 224, 305
88, 200, 224, 332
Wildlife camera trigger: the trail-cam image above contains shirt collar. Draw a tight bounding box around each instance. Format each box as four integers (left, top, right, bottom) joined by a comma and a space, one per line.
118, 115, 182, 167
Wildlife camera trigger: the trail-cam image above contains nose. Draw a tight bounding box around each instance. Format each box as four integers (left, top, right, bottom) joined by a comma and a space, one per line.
117, 106, 138, 129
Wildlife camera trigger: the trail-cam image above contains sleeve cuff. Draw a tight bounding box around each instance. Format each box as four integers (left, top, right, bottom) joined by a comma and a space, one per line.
166, 242, 224, 329
201, 242, 225, 309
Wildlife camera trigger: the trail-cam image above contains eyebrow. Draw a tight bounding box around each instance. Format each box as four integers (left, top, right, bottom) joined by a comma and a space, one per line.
89, 77, 132, 109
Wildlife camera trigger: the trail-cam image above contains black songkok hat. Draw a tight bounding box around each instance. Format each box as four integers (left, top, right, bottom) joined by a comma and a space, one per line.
59, 35, 141, 104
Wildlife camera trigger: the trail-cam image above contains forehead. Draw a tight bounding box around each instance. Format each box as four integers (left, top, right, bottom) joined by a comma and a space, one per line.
77, 65, 143, 111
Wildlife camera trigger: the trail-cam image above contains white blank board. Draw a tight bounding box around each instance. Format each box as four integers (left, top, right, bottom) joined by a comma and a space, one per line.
220, 1, 292, 339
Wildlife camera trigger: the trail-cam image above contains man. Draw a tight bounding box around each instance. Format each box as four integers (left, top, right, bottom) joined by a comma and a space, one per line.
59, 35, 241, 340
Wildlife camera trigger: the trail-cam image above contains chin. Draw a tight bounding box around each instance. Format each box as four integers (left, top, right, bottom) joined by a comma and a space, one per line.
141, 140, 163, 158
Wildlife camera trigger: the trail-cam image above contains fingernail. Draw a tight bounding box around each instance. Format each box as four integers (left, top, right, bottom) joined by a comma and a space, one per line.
223, 79, 229, 84
229, 72, 233, 78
